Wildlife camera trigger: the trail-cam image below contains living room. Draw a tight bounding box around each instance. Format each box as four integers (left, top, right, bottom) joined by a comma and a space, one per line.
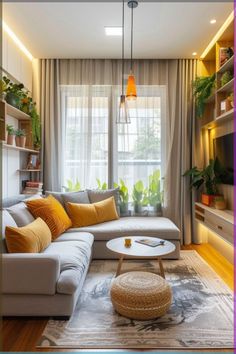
1, 1, 234, 352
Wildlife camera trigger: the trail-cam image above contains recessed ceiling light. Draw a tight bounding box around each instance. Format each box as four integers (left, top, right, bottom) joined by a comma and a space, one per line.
105, 27, 122, 36
210, 19, 217, 24
192, 52, 197, 56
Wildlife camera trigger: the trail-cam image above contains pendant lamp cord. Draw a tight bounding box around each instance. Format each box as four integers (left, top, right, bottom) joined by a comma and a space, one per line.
121, 0, 125, 96
130, 4, 133, 73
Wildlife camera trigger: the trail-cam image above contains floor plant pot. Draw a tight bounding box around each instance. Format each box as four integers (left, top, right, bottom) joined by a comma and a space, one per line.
7, 134, 15, 145
5, 93, 20, 109
19, 136, 26, 148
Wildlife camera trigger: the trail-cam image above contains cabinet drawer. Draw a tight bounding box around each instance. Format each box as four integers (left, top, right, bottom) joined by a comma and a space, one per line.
205, 210, 233, 244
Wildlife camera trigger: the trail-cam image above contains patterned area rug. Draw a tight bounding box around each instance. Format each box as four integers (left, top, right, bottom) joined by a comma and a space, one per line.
38, 251, 233, 349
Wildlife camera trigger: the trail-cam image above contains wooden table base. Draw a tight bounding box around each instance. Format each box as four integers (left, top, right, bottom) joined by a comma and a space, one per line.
115, 256, 166, 278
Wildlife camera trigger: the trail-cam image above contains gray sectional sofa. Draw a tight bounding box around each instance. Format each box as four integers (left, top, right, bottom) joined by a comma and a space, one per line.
1, 193, 180, 317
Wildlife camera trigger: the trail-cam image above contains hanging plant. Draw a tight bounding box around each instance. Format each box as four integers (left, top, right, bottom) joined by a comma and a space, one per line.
193, 73, 216, 118
30, 104, 41, 150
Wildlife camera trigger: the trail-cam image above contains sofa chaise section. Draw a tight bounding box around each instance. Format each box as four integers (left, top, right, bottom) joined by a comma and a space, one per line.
66, 217, 180, 259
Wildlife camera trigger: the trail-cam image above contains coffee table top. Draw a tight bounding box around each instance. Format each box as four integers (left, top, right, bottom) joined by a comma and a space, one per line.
106, 236, 176, 257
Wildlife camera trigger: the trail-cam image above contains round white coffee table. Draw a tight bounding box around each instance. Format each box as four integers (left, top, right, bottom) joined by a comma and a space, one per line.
106, 236, 176, 278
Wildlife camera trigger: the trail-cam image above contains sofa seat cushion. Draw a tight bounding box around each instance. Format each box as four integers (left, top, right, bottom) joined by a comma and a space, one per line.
66, 217, 180, 241
43, 240, 92, 295
55, 231, 94, 247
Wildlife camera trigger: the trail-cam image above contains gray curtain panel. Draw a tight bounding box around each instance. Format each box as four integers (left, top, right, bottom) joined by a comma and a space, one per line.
33, 58, 198, 244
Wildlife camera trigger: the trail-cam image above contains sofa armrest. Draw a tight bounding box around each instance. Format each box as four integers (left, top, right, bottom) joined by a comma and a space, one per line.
2, 254, 60, 295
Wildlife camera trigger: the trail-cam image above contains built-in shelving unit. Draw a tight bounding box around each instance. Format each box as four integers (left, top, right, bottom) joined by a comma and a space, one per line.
200, 16, 234, 128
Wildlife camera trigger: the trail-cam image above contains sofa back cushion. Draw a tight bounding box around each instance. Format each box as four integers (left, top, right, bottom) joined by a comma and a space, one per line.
45, 191, 90, 208
67, 196, 119, 228
1, 210, 18, 253
25, 195, 72, 240
87, 188, 120, 215
6, 195, 42, 227
5, 217, 51, 253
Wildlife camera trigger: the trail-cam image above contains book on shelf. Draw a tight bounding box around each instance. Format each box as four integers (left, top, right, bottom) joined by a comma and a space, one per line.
25, 181, 43, 188
22, 186, 43, 195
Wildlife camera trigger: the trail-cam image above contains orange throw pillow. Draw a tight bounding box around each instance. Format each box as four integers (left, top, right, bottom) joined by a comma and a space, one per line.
67, 196, 119, 228
5, 217, 51, 253
25, 195, 72, 240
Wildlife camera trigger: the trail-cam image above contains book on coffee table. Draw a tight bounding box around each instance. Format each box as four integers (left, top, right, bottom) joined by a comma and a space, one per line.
135, 239, 165, 247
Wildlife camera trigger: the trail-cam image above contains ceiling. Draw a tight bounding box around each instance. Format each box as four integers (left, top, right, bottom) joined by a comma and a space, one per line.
3, 2, 233, 59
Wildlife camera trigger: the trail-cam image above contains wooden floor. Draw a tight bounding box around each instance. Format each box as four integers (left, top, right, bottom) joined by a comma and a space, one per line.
2, 243, 234, 352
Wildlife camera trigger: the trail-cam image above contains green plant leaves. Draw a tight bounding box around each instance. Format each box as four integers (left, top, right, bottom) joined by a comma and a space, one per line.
193, 74, 216, 118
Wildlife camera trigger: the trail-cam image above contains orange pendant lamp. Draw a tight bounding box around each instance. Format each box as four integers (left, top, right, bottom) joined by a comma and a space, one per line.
126, 0, 138, 100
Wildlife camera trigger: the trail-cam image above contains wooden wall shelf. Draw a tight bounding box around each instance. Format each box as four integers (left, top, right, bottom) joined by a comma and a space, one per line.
6, 102, 30, 121
217, 78, 234, 94
2, 143, 40, 154
217, 55, 234, 75
18, 169, 41, 172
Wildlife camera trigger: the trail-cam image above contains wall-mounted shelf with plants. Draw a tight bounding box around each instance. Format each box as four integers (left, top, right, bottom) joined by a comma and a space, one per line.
0, 76, 41, 150
196, 16, 234, 128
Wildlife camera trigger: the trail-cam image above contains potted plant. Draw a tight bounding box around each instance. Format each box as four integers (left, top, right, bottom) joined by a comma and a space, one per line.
15, 129, 26, 148
148, 170, 162, 215
6, 124, 15, 145
214, 196, 226, 210
184, 158, 224, 206
220, 71, 233, 87
193, 74, 216, 118
114, 179, 129, 215
63, 179, 81, 192
132, 180, 145, 214
1, 76, 25, 109
96, 178, 108, 190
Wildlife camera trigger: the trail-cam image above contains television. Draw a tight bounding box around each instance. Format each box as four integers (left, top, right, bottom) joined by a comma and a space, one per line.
213, 133, 234, 185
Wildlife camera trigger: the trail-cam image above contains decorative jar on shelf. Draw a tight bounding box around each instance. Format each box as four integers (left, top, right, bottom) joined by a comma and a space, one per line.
201, 194, 216, 207
214, 196, 227, 210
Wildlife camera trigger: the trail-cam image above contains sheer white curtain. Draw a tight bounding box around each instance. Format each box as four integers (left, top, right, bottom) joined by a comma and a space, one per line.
113, 85, 166, 198
60, 85, 111, 190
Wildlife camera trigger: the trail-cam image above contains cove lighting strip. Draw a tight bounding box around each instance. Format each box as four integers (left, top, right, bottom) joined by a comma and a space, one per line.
3, 21, 33, 61
200, 11, 234, 59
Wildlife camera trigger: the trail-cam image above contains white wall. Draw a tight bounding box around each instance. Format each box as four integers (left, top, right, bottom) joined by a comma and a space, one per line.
2, 30, 32, 91
2, 29, 33, 198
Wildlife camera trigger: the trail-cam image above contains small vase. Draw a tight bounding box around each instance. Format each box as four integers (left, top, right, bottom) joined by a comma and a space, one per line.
15, 136, 20, 147
19, 136, 26, 148
7, 134, 15, 145
120, 203, 129, 216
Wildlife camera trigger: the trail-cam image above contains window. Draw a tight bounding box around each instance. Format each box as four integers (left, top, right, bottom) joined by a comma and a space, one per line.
61, 85, 166, 208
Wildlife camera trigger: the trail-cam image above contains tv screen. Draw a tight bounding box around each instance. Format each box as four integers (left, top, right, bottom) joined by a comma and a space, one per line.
213, 133, 234, 185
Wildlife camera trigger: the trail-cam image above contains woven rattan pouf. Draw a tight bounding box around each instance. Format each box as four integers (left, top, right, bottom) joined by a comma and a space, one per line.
110, 271, 172, 320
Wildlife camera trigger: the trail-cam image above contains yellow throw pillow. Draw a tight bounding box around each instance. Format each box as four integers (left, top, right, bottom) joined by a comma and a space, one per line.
25, 195, 72, 240
94, 196, 119, 223
67, 196, 119, 228
5, 217, 51, 253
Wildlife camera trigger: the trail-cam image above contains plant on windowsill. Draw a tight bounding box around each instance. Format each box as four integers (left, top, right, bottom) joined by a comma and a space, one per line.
63, 179, 81, 192
147, 170, 162, 215
183, 158, 225, 207
6, 124, 15, 145
96, 178, 108, 190
193, 73, 216, 118
15, 129, 26, 148
114, 179, 129, 216
132, 180, 146, 215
